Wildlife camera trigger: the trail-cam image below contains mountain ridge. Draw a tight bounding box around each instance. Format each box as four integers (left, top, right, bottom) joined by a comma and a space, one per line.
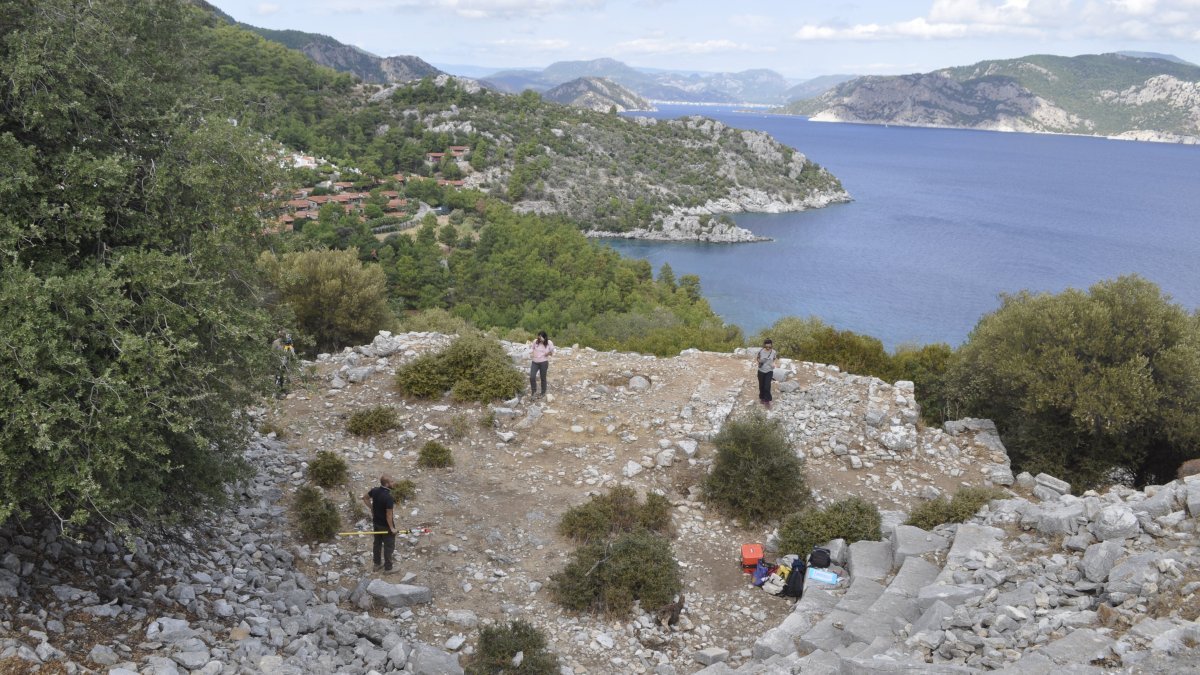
542, 76, 657, 113
781, 52, 1200, 143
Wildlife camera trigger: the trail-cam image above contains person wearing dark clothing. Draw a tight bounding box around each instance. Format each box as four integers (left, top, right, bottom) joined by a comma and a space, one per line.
756, 339, 778, 409
361, 475, 397, 572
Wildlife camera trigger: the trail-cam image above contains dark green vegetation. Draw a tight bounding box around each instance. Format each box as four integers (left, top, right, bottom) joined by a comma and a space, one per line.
391, 479, 417, 503
947, 276, 1200, 489
395, 334, 526, 402
0, 0, 280, 528
756, 317, 955, 423
306, 451, 350, 488
417, 441, 454, 468
783, 53, 1200, 139
466, 620, 561, 675
346, 406, 399, 437
702, 412, 811, 525
293, 485, 340, 542
558, 487, 674, 544
549, 531, 683, 617
551, 488, 680, 617
905, 487, 1007, 531
775, 497, 882, 557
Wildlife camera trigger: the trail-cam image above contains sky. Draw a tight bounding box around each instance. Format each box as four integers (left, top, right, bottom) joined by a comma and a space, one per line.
209, 0, 1200, 79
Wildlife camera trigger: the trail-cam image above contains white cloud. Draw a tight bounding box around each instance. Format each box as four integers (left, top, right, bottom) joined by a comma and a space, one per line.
256, 2, 281, 15
613, 37, 762, 55
328, 0, 604, 20
793, 0, 1200, 42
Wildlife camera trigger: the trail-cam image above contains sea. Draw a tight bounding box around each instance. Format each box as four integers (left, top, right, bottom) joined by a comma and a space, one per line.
608, 105, 1200, 349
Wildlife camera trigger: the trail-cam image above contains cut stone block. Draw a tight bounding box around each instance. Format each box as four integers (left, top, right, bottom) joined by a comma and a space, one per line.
365, 580, 432, 608
848, 541, 893, 582
1036, 628, 1114, 665
891, 525, 949, 568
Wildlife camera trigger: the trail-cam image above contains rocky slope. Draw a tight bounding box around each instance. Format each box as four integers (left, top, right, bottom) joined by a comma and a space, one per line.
543, 77, 657, 113
783, 53, 1200, 143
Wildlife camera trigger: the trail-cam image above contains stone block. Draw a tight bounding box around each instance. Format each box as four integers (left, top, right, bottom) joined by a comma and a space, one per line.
912, 600, 955, 635
824, 538, 848, 565
791, 649, 843, 675
408, 643, 463, 675
1037, 501, 1086, 536
847, 541, 893, 582
917, 583, 986, 610
835, 579, 885, 614
1187, 483, 1200, 517
1036, 628, 1114, 665
693, 647, 729, 666
365, 579, 432, 608
941, 524, 1005, 573
1090, 504, 1140, 541
1106, 552, 1161, 595
1015, 471, 1036, 489
891, 525, 949, 568
884, 556, 941, 598
1080, 540, 1124, 583
1035, 473, 1071, 495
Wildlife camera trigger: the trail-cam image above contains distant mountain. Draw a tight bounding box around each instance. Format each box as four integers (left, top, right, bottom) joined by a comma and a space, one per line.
191, 1, 441, 84
1117, 51, 1196, 66
780, 53, 1200, 143
542, 77, 656, 113
484, 58, 799, 104
784, 74, 858, 102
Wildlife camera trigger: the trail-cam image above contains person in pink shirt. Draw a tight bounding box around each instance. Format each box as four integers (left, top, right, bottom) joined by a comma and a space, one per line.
529, 331, 556, 397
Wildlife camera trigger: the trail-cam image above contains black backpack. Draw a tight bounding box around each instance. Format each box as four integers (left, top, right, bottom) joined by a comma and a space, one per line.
809, 547, 831, 569
780, 560, 807, 598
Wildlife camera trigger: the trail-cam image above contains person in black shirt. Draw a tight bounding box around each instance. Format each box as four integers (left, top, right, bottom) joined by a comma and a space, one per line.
361, 475, 397, 572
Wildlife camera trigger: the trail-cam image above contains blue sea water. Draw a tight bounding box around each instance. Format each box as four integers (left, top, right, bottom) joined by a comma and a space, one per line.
608, 105, 1200, 349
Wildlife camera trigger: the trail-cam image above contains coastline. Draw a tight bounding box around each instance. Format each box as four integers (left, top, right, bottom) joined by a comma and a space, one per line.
586, 186, 852, 244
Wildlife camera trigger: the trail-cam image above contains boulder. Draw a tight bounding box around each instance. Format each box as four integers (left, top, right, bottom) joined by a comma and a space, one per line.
1035, 473, 1071, 496
1091, 504, 1140, 541
628, 376, 651, 391
1080, 540, 1124, 582
1036, 628, 1114, 665
409, 643, 463, 675
694, 647, 730, 666
365, 579, 432, 608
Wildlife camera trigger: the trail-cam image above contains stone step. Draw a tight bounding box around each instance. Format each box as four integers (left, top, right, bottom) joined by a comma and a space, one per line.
934, 524, 1005, 585
848, 540, 894, 582
891, 524, 949, 568
843, 557, 940, 646
796, 579, 885, 652
751, 587, 839, 659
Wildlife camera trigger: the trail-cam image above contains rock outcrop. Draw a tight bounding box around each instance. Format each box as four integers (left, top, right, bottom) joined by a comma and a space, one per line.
543, 77, 656, 113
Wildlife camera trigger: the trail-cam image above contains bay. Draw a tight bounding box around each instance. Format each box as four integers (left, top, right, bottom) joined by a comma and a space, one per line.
609, 105, 1200, 349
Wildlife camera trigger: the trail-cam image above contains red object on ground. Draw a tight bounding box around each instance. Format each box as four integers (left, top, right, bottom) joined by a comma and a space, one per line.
741, 543, 764, 572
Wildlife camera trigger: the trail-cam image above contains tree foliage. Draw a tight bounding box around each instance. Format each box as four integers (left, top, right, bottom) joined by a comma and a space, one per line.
947, 276, 1200, 488
258, 249, 394, 353
0, 0, 278, 528
702, 411, 810, 525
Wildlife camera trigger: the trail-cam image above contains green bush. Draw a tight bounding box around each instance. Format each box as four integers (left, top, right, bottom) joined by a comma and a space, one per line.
466, 620, 560, 675
775, 497, 882, 556
293, 485, 340, 542
392, 478, 417, 502
702, 411, 810, 525
418, 441, 453, 468
258, 249, 395, 353
395, 333, 524, 402
397, 308, 473, 335
947, 276, 1200, 488
558, 487, 674, 543
306, 451, 349, 487
447, 414, 470, 439
906, 487, 1007, 530
347, 406, 398, 436
550, 531, 682, 617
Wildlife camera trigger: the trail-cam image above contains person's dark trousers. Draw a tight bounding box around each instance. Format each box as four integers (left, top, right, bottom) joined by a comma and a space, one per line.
757, 369, 773, 404
530, 361, 548, 394
373, 532, 396, 570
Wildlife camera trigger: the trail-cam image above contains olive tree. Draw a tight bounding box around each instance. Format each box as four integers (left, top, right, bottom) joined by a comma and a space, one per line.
948, 276, 1200, 488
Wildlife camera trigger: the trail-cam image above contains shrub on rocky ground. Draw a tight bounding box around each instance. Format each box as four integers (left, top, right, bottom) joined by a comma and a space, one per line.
346, 406, 398, 436
293, 485, 339, 542
776, 497, 882, 556
306, 451, 349, 488
446, 414, 470, 439
391, 479, 417, 502
558, 486, 674, 543
395, 333, 524, 402
550, 531, 682, 617
465, 619, 561, 675
703, 411, 810, 525
906, 487, 1007, 530
418, 441, 453, 468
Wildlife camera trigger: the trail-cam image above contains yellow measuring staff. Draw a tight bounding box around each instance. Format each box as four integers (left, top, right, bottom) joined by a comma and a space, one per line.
336, 528, 431, 537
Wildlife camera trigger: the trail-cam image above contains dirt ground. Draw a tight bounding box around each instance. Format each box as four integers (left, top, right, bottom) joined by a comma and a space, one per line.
266, 342, 1005, 672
